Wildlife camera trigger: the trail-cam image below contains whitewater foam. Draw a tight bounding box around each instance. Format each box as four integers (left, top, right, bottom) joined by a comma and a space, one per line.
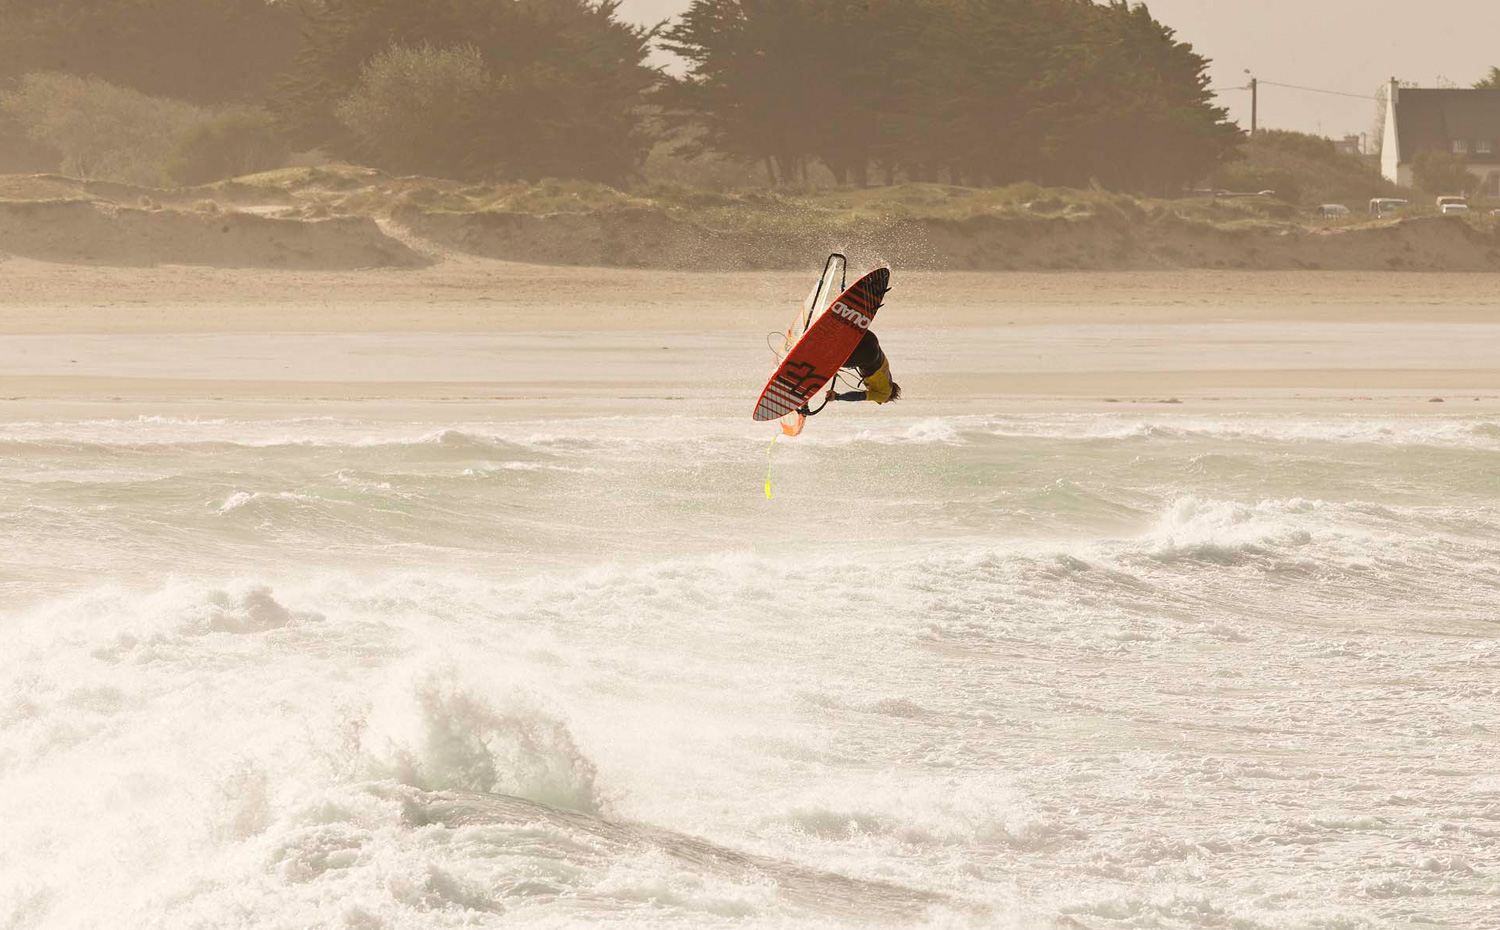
5, 411, 1500, 928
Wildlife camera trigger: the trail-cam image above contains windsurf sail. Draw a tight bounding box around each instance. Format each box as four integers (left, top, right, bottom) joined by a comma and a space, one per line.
755, 261, 890, 428
777, 254, 847, 436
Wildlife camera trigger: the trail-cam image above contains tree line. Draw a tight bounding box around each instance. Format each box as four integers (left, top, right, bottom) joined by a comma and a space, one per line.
663, 0, 1239, 193
0, 0, 1240, 192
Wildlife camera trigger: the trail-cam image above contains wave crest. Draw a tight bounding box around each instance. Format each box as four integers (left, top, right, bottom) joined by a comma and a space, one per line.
1143, 496, 1319, 565
365, 669, 603, 815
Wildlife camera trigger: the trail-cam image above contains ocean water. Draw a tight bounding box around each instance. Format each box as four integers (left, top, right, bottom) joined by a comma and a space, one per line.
3, 411, 1499, 929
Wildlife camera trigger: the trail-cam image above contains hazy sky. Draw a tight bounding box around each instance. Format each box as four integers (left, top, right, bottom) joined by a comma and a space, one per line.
617, 0, 1500, 143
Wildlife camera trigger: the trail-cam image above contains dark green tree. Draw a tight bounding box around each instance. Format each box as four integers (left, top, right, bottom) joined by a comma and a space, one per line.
1412, 150, 1476, 195
796, 0, 914, 185
663, 0, 1240, 192
889, 0, 1085, 186
665, 0, 971, 185
659, 0, 826, 184
0, 0, 299, 104
335, 44, 490, 179
166, 106, 289, 184
1475, 66, 1500, 90
1032, 2, 1241, 193
273, 0, 658, 183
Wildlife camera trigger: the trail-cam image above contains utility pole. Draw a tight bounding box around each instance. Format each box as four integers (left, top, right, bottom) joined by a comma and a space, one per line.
1243, 70, 1258, 136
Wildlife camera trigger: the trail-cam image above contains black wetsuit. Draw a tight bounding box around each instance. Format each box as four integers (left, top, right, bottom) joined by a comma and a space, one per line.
834, 330, 888, 402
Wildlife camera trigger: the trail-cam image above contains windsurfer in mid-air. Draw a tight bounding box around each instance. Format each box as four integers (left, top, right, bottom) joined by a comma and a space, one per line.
796, 328, 901, 416
826, 329, 902, 405
798, 328, 900, 411
760, 253, 899, 425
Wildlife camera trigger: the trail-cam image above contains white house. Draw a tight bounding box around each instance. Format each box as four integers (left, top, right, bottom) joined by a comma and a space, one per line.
1381, 79, 1500, 196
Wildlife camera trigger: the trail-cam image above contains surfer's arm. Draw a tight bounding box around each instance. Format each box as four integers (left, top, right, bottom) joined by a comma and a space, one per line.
834, 390, 869, 402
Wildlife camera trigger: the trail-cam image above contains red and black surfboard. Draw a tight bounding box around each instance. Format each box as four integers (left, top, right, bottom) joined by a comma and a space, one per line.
753, 266, 891, 423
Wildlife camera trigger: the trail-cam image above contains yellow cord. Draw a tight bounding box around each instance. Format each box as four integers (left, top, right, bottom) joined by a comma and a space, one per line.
764, 434, 778, 499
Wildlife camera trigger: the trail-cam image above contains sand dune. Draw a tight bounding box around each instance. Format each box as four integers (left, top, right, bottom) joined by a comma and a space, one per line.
3, 170, 1499, 273
0, 199, 425, 270
398, 203, 1500, 272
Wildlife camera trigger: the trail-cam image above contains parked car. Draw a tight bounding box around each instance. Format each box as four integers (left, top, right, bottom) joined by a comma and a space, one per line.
1317, 204, 1351, 219
1441, 202, 1470, 215
1369, 198, 1408, 218
1436, 195, 1468, 210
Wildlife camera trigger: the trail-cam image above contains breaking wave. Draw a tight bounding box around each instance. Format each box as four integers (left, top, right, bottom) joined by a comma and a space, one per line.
6, 412, 1500, 928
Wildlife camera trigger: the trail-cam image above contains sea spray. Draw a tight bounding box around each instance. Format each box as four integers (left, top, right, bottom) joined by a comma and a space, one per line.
5, 412, 1500, 927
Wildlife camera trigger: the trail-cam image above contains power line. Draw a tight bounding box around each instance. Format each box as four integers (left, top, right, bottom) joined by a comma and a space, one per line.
1210, 79, 1377, 101
1258, 80, 1378, 101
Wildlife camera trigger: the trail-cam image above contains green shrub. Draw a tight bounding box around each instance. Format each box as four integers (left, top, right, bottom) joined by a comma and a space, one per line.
0, 104, 58, 173
1412, 150, 1477, 195
1206, 163, 1303, 204
1254, 129, 1339, 163
335, 44, 491, 180
1208, 129, 1399, 207
0, 72, 210, 185
166, 107, 288, 185
633, 182, 739, 209
995, 181, 1044, 204
639, 140, 770, 190
1027, 195, 1066, 214
275, 0, 655, 186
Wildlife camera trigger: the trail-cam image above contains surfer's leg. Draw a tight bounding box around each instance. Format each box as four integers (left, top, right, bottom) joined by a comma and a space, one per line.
844, 331, 884, 378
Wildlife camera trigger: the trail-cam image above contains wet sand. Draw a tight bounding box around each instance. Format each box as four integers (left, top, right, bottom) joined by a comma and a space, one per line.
2, 257, 1499, 415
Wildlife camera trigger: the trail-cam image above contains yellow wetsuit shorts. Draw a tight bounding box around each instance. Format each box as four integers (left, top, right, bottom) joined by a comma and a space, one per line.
864, 359, 895, 404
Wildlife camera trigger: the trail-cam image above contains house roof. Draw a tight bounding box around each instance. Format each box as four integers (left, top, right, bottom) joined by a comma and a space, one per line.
1395, 88, 1500, 160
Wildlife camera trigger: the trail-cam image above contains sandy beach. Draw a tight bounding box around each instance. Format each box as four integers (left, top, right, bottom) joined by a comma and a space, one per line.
3, 257, 1499, 416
